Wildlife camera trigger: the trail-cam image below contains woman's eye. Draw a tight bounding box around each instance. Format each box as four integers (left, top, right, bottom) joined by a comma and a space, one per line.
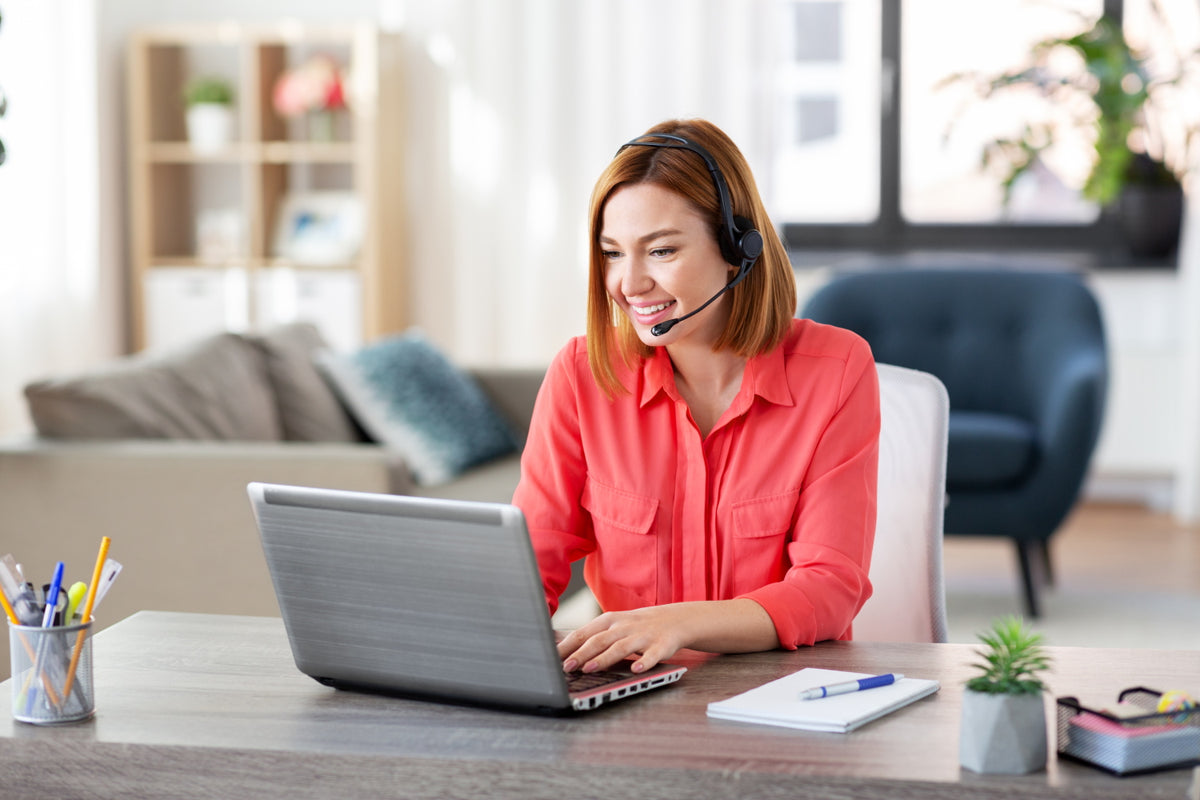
650, 247, 675, 258
601, 250, 622, 260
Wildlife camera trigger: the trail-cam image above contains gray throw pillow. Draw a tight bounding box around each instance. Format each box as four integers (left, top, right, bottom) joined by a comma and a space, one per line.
317, 329, 518, 485
249, 322, 361, 443
24, 332, 282, 440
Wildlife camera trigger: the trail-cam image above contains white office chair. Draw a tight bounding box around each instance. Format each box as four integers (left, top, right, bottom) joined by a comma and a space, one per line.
853, 363, 950, 643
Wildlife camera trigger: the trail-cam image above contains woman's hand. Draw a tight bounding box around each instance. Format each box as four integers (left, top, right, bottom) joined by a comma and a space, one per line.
557, 598, 779, 674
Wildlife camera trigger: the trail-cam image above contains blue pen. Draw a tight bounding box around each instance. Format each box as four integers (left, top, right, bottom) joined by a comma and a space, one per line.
41, 562, 65, 628
799, 673, 903, 701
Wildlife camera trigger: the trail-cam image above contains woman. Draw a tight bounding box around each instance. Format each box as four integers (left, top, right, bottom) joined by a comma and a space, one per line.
512, 119, 879, 677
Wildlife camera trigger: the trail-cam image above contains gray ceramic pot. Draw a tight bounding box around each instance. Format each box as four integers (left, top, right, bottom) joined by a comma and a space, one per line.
959, 689, 1048, 774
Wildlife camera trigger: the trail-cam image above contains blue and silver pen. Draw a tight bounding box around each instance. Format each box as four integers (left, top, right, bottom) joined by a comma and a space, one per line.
41, 562, 65, 628
799, 673, 903, 701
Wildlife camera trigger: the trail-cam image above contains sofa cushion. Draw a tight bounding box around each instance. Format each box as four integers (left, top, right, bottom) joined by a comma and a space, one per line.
947, 411, 1037, 489
317, 329, 518, 485
250, 322, 362, 443
24, 332, 282, 440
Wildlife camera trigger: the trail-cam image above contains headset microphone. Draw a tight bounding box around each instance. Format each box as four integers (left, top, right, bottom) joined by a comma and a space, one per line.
617, 132, 765, 338
649, 262, 754, 336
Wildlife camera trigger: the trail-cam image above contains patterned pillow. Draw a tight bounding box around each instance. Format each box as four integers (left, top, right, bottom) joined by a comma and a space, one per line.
317, 330, 518, 485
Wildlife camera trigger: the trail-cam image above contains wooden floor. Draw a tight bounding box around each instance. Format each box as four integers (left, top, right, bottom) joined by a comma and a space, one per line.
943, 500, 1200, 596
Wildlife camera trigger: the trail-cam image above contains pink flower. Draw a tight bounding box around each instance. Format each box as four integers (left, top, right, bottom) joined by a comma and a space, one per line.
272, 55, 348, 118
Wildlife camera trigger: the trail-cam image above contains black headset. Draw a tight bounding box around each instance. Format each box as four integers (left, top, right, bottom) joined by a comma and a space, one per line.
617, 133, 764, 275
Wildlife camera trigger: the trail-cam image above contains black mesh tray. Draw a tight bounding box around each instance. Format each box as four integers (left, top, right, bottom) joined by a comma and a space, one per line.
1057, 687, 1200, 776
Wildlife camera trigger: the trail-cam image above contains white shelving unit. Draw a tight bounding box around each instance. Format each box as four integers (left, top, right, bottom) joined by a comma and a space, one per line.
126, 22, 406, 352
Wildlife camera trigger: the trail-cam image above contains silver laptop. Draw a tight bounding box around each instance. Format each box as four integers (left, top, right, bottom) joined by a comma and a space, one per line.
248, 482, 686, 713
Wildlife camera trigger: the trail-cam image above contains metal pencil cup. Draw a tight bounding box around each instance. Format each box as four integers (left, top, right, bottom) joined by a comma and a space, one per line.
8, 620, 95, 724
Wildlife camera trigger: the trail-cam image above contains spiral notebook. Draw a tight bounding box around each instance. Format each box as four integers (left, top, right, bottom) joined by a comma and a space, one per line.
707, 668, 940, 733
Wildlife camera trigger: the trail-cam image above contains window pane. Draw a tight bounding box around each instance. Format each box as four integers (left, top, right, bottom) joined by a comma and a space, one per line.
901, 0, 1103, 224
1123, 0, 1200, 177
768, 0, 881, 223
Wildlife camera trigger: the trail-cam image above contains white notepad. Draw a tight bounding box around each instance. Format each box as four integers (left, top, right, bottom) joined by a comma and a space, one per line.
706, 668, 940, 733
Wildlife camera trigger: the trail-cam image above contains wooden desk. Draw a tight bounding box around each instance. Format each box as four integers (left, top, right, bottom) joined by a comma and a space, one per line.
2, 611, 1196, 799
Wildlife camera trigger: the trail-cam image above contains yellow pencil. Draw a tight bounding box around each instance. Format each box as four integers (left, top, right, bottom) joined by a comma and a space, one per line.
0, 589, 19, 626
62, 536, 110, 698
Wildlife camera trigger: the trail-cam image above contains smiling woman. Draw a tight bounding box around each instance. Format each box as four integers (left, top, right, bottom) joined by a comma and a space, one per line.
511, 118, 882, 679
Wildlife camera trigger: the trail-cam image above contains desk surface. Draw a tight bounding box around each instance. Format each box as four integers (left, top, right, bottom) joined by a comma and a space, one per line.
2, 611, 1197, 799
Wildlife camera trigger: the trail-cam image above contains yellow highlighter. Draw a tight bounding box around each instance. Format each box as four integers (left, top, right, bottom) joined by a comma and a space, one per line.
64, 582, 87, 626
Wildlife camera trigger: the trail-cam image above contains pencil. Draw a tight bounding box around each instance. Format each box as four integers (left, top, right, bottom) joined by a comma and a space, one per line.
62, 536, 110, 698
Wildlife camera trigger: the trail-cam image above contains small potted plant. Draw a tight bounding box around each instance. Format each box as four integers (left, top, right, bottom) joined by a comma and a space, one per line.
959, 615, 1052, 775
184, 75, 235, 153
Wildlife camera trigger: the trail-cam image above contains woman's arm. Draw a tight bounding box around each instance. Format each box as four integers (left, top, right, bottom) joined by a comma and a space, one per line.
557, 598, 777, 674
512, 340, 593, 613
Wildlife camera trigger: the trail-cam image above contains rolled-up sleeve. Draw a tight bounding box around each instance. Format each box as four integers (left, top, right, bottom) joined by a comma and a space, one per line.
739, 338, 880, 648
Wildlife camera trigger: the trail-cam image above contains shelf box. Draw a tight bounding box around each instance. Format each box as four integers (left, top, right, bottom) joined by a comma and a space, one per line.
255, 267, 363, 352
144, 267, 251, 353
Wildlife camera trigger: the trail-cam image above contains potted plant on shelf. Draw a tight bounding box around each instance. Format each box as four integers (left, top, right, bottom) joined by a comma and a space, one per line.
959, 615, 1052, 775
942, 9, 1199, 258
184, 76, 235, 154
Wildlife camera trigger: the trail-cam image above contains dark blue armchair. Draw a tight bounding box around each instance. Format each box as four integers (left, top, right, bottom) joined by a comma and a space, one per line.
802, 268, 1108, 617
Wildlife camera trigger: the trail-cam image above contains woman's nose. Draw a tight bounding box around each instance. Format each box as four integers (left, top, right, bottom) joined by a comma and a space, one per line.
620, 255, 653, 296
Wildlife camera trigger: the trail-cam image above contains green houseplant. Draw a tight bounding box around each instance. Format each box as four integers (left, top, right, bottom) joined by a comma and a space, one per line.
184, 76, 234, 108
959, 616, 1052, 774
943, 9, 1199, 256
183, 76, 234, 153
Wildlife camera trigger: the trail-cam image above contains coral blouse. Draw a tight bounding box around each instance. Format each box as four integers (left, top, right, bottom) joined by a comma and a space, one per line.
512, 318, 879, 648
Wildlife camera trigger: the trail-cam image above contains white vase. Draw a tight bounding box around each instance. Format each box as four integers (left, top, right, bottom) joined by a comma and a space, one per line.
186, 104, 234, 153
959, 689, 1048, 774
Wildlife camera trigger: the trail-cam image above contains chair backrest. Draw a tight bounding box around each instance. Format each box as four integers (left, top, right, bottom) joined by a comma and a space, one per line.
854, 363, 950, 643
802, 269, 1106, 420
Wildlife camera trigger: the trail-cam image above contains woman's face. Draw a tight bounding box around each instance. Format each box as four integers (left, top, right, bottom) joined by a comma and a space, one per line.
599, 182, 734, 348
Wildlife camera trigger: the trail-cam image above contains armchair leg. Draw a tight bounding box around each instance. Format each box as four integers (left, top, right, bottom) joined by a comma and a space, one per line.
1014, 540, 1042, 619
1040, 540, 1055, 588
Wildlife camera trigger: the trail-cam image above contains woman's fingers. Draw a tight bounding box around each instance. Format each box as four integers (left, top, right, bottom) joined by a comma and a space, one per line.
558, 608, 682, 673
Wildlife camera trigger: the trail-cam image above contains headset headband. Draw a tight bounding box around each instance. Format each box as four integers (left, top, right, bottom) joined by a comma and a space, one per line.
616, 133, 764, 273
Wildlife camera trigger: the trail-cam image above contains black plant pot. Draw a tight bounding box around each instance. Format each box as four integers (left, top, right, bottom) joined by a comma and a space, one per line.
1116, 181, 1185, 261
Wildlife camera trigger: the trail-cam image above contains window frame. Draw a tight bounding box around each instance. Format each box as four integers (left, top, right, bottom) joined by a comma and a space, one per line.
780, 0, 1144, 263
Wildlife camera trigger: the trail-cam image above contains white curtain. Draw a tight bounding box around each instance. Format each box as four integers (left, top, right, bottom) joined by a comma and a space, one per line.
398, 0, 776, 366
0, 0, 117, 436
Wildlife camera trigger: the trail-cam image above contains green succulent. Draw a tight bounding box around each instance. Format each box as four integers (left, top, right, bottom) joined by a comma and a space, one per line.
965, 615, 1051, 696
184, 76, 234, 107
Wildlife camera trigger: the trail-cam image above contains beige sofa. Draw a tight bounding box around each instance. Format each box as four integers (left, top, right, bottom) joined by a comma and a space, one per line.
0, 325, 544, 671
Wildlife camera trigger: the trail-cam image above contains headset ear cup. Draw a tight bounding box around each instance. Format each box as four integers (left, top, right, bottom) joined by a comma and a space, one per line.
733, 216, 764, 264
717, 230, 740, 266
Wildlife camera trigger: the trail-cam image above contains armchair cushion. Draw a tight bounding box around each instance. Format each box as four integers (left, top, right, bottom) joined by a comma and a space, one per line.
947, 411, 1037, 489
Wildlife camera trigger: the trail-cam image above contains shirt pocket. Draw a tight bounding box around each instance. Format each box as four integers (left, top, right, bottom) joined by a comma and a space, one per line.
581, 478, 659, 599
729, 491, 800, 587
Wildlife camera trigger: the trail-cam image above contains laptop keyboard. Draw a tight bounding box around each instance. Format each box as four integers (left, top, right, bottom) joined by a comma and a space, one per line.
567, 669, 630, 692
